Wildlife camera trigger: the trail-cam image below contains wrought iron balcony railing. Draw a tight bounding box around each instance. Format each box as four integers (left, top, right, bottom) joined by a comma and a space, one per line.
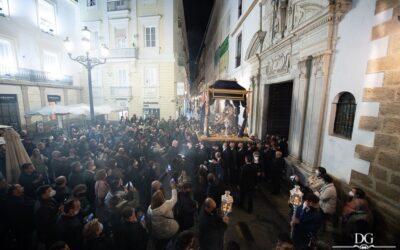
108, 48, 138, 59
110, 86, 132, 98
107, 0, 130, 12
0, 67, 73, 86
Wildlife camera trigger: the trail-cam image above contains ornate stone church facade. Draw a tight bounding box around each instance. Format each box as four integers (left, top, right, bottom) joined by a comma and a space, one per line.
195, 0, 399, 243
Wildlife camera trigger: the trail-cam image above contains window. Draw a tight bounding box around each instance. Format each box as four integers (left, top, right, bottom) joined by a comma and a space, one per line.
235, 33, 242, 68
238, 0, 242, 19
91, 31, 99, 50
145, 27, 156, 48
38, 0, 56, 34
333, 92, 356, 139
117, 68, 128, 86
0, 0, 10, 16
0, 38, 17, 75
115, 28, 127, 48
144, 67, 159, 98
87, 0, 96, 7
43, 51, 60, 79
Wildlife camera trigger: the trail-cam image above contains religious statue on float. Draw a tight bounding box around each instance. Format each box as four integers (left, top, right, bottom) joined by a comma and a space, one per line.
215, 100, 235, 136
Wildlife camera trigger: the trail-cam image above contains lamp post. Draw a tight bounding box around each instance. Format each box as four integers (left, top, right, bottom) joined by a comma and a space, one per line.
64, 26, 109, 125
289, 185, 303, 238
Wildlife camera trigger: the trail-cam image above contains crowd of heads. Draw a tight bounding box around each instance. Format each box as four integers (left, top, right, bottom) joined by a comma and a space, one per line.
0, 115, 294, 250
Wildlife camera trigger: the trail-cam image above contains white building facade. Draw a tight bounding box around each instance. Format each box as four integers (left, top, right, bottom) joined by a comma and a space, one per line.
0, 0, 82, 132
78, 0, 189, 120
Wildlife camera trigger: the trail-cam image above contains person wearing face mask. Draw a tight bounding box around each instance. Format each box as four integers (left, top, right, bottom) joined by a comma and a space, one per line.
307, 167, 326, 192
291, 194, 322, 250
314, 174, 337, 231
341, 187, 373, 244
199, 197, 229, 250
34, 185, 59, 249
56, 199, 83, 250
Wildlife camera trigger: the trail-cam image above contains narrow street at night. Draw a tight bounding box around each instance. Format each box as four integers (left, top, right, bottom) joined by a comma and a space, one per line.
1, 0, 400, 249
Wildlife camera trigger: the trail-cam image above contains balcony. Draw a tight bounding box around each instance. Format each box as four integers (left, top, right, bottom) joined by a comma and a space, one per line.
107, 0, 130, 12
110, 86, 132, 98
108, 48, 138, 59
0, 67, 73, 86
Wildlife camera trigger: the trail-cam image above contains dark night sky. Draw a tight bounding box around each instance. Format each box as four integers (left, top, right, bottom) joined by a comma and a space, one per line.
183, 0, 214, 83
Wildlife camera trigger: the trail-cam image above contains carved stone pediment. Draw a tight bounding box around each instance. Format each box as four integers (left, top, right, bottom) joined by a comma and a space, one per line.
287, 0, 327, 32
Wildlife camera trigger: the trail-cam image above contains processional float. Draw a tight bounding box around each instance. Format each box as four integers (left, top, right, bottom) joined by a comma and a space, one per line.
197, 80, 252, 143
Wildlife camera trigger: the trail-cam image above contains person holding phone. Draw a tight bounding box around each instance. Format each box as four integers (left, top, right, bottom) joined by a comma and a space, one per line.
114, 207, 148, 250
147, 178, 179, 250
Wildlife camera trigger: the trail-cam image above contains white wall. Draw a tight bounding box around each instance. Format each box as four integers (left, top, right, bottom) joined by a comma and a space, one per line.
229, 0, 260, 90
0, 0, 81, 78
321, 0, 378, 183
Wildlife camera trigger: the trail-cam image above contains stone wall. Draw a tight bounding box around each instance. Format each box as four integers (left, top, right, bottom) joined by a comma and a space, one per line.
351, 0, 400, 244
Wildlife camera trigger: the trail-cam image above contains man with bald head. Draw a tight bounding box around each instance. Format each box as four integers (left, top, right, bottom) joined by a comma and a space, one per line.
199, 197, 229, 250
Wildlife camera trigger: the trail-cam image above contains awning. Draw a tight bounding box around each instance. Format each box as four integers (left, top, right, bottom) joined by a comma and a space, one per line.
26, 103, 121, 117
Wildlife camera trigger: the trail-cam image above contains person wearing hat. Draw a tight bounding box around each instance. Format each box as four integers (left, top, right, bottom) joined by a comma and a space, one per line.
33, 185, 59, 249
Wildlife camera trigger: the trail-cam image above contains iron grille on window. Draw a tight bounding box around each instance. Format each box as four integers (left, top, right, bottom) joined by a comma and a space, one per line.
333, 92, 356, 139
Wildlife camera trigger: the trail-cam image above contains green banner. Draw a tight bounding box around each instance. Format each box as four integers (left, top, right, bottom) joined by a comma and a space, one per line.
219, 36, 229, 57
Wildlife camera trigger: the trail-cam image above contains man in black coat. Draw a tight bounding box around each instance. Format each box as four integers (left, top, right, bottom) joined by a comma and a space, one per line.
116, 207, 148, 250
271, 151, 285, 195
6, 184, 35, 250
291, 194, 322, 250
56, 199, 83, 250
19, 163, 44, 199
229, 142, 239, 185
34, 185, 59, 249
199, 198, 229, 250
176, 183, 197, 231
239, 155, 257, 214
221, 142, 232, 184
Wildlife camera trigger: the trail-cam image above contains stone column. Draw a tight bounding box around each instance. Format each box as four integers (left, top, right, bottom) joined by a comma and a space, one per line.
63, 89, 69, 105
39, 86, 48, 122
21, 86, 32, 131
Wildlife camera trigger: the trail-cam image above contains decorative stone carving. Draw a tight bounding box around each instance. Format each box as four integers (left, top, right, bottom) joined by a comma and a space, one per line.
286, 0, 325, 32
266, 50, 291, 76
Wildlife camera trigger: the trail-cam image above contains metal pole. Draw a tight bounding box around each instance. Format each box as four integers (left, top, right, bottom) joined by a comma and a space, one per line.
87, 56, 95, 125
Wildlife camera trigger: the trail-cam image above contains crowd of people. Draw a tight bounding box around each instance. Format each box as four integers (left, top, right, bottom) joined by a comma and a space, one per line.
0, 115, 373, 250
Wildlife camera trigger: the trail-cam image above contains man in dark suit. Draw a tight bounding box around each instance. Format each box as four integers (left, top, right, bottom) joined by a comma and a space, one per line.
271, 151, 285, 195
199, 198, 229, 250
239, 155, 257, 214
291, 194, 322, 250
221, 142, 232, 184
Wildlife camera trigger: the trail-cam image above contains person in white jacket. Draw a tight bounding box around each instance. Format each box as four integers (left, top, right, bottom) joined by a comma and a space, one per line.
147, 179, 179, 250
315, 174, 337, 231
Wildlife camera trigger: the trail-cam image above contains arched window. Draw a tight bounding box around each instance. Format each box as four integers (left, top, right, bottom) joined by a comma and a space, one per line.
333, 92, 356, 139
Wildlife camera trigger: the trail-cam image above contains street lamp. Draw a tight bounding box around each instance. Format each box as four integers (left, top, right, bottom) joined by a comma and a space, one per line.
64, 26, 109, 125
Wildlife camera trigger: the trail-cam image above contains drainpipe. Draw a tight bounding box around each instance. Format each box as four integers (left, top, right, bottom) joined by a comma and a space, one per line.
299, 56, 313, 162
